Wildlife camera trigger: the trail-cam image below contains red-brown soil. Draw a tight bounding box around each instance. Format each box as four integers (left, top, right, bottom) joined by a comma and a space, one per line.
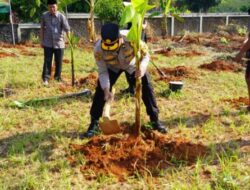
171, 33, 244, 52
69, 129, 207, 181
0, 52, 17, 58
223, 97, 249, 108
171, 34, 202, 44
0, 42, 26, 49
78, 72, 98, 88
199, 60, 243, 72
20, 49, 37, 56
156, 48, 205, 58
63, 59, 70, 64
150, 65, 196, 82
147, 37, 162, 43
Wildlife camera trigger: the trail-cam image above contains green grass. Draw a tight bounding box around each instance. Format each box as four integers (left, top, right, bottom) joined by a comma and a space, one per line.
0, 40, 250, 189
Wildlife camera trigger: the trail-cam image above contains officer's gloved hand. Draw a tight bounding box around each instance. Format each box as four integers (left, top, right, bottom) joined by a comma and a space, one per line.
135, 67, 146, 78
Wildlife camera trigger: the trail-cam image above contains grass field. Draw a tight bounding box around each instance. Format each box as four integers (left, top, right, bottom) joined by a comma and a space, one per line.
0, 33, 250, 189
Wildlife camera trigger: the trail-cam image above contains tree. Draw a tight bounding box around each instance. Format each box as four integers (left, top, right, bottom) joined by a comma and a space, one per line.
10, 0, 88, 23
151, 0, 183, 37
67, 0, 90, 12
175, 0, 221, 13
120, 0, 155, 137
159, 0, 172, 37
11, 0, 47, 22
85, 0, 98, 42
94, 0, 124, 23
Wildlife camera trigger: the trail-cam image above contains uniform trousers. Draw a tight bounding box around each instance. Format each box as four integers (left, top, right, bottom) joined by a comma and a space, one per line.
90, 69, 159, 122
42, 47, 64, 81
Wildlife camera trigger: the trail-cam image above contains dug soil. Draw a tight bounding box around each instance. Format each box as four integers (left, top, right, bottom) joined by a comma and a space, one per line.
156, 49, 205, 58
0, 52, 17, 58
69, 129, 207, 181
150, 65, 196, 82
199, 60, 243, 72
78, 72, 98, 88
223, 97, 249, 108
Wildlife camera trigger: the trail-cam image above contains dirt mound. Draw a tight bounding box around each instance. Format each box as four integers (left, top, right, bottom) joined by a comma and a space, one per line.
69, 130, 207, 181
150, 66, 196, 82
78, 73, 98, 88
223, 97, 249, 108
20, 49, 37, 56
201, 35, 244, 52
0, 52, 17, 58
0, 42, 26, 49
172, 35, 201, 44
199, 60, 242, 72
157, 49, 205, 58
63, 59, 70, 64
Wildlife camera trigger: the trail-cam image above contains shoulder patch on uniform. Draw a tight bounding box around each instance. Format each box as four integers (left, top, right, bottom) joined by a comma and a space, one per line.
94, 51, 102, 61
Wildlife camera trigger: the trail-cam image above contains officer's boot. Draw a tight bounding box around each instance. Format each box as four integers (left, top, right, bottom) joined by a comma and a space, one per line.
81, 118, 100, 138
120, 85, 135, 95
151, 120, 168, 134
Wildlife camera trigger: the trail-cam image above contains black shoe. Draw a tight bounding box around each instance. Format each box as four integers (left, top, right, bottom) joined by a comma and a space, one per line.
43, 79, 49, 86
81, 119, 100, 138
120, 87, 135, 95
152, 121, 168, 134
54, 77, 63, 82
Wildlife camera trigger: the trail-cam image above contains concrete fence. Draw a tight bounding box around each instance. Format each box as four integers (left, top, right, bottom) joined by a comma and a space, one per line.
0, 13, 249, 44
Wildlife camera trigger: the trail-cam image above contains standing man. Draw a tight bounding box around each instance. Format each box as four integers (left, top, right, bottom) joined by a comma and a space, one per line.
234, 8, 250, 108
40, 0, 70, 86
82, 23, 167, 138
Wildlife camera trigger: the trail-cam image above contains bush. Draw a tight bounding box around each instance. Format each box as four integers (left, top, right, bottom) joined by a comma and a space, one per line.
94, 0, 124, 23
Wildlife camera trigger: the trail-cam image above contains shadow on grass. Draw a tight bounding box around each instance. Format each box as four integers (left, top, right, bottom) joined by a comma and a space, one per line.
163, 109, 250, 128
8, 91, 92, 109
206, 136, 250, 165
0, 130, 80, 159
115, 89, 180, 101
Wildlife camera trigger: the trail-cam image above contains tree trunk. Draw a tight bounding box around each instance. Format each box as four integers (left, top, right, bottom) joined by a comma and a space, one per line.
161, 14, 168, 38
87, 0, 96, 42
134, 48, 141, 137
71, 46, 75, 86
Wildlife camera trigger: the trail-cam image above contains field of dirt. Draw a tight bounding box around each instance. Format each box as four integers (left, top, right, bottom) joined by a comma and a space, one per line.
150, 65, 196, 82
199, 60, 243, 72
0, 52, 17, 58
223, 97, 249, 108
171, 33, 245, 52
78, 72, 98, 88
156, 49, 205, 58
69, 128, 207, 181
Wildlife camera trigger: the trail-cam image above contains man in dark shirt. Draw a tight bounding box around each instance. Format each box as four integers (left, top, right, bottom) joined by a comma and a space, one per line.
234, 9, 250, 108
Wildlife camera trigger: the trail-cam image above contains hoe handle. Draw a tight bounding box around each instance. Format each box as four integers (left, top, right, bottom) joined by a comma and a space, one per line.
103, 88, 115, 119
103, 101, 111, 119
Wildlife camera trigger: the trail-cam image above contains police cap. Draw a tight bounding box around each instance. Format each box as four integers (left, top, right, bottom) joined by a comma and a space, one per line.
47, 0, 57, 5
101, 23, 120, 51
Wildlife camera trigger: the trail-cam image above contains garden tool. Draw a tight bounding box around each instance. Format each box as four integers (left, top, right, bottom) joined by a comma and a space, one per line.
99, 90, 121, 135
11, 89, 91, 108
151, 59, 167, 78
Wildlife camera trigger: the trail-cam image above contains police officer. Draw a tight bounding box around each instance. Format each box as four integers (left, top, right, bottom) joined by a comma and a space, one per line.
82, 23, 167, 138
